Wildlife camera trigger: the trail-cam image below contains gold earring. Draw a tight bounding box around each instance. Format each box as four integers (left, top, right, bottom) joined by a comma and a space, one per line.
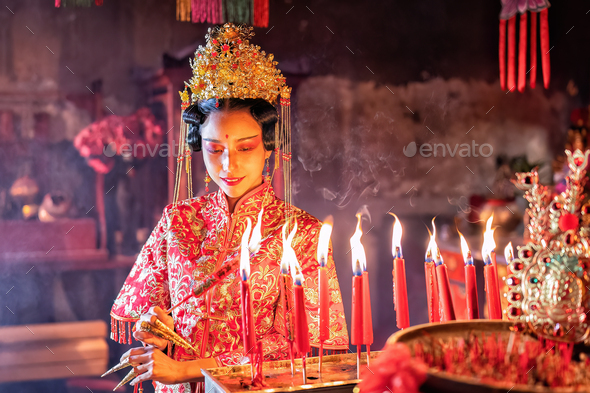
264, 158, 270, 183
204, 171, 211, 193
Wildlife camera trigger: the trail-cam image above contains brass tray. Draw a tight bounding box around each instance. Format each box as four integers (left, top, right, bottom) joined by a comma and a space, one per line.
389, 320, 590, 393
203, 352, 379, 393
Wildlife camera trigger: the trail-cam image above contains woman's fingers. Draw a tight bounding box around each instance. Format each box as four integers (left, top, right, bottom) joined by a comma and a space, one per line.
133, 330, 160, 345
121, 347, 147, 364
129, 349, 154, 366
151, 306, 175, 329
130, 366, 153, 386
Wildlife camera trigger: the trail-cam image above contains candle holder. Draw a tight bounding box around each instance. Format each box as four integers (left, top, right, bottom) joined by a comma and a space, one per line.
203, 351, 380, 393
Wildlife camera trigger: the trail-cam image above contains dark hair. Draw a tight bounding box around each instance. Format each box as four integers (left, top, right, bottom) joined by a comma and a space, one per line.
183, 98, 278, 152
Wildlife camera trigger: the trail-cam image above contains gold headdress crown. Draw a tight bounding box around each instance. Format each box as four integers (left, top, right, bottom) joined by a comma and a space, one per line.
507, 149, 590, 343
183, 23, 291, 105
174, 23, 293, 224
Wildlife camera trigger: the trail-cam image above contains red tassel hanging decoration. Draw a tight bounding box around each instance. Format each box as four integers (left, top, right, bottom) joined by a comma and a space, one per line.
529, 11, 537, 88
120, 320, 125, 344
254, 0, 269, 28
517, 12, 527, 93
55, 0, 61, 7
540, 8, 550, 89
507, 16, 516, 92
95, 0, 103, 5
499, 19, 506, 91
192, 0, 201, 23
111, 317, 118, 342
127, 320, 132, 345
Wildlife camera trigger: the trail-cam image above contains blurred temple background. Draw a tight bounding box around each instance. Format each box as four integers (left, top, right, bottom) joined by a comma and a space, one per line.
1, 0, 590, 391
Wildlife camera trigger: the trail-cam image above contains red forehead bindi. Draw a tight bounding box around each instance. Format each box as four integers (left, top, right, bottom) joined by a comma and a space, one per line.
225, 134, 229, 139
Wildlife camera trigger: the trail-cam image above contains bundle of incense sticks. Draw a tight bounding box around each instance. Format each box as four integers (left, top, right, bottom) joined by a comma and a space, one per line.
410, 332, 589, 389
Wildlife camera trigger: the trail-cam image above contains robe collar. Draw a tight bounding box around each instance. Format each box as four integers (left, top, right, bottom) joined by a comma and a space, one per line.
213, 181, 276, 217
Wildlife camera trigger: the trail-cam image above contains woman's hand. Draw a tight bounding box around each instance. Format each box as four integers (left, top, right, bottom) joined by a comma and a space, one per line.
132, 306, 175, 352
127, 346, 184, 386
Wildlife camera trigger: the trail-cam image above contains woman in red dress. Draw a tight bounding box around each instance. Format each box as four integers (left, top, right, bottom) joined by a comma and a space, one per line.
109, 68, 349, 392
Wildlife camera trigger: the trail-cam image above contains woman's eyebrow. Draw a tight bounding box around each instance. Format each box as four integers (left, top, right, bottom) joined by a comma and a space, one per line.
237, 135, 259, 142
202, 135, 259, 143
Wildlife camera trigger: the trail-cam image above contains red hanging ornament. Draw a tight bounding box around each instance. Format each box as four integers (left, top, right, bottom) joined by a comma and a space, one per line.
498, 0, 550, 93
529, 11, 538, 88
517, 12, 527, 92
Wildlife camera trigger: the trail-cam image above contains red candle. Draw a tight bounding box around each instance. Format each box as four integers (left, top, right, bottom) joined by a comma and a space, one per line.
484, 264, 502, 319
361, 271, 373, 344
350, 213, 367, 346
293, 273, 310, 355
240, 218, 256, 355
279, 273, 295, 341
240, 280, 256, 354
316, 217, 333, 344
318, 267, 330, 342
464, 264, 479, 319
425, 261, 440, 323
435, 253, 456, 322
425, 223, 440, 323
280, 221, 298, 375
351, 268, 363, 346
458, 231, 479, 320
482, 215, 502, 320
390, 213, 409, 329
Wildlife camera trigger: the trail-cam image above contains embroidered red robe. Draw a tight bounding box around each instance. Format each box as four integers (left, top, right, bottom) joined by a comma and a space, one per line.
110, 182, 349, 393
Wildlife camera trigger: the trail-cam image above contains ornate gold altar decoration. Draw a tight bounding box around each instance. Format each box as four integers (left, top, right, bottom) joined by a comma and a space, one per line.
176, 22, 294, 227
508, 149, 590, 343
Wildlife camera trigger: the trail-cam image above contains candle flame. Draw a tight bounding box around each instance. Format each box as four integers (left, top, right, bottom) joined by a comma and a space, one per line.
294, 270, 304, 286
389, 212, 403, 258
248, 208, 264, 256
457, 229, 471, 263
350, 213, 367, 274
281, 220, 300, 278
425, 218, 438, 262
317, 216, 333, 268
481, 214, 496, 263
504, 241, 514, 263
240, 217, 252, 280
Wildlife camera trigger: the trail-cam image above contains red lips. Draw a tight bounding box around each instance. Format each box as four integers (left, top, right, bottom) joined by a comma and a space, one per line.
220, 177, 245, 187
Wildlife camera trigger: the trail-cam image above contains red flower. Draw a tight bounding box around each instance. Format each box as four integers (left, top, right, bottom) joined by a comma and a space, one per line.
212, 39, 218, 45
237, 39, 242, 44
222, 44, 230, 52
235, 51, 240, 57
211, 64, 217, 70
211, 52, 217, 57
357, 342, 427, 393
